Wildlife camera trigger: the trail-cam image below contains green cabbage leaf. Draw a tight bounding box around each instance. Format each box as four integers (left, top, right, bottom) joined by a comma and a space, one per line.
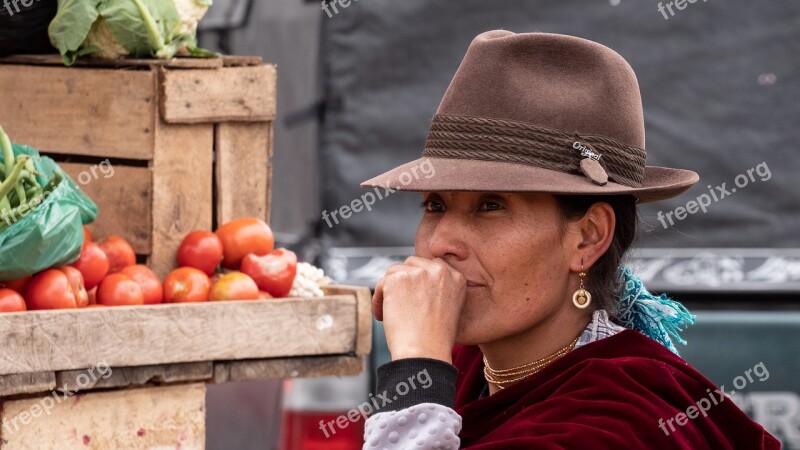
49, 0, 214, 65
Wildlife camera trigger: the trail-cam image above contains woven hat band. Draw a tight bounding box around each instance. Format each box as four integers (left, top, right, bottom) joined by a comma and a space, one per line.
423, 114, 647, 188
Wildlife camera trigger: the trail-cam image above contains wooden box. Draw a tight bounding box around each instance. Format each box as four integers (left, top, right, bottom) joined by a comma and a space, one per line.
0, 55, 276, 278
0, 285, 372, 448
0, 57, 372, 447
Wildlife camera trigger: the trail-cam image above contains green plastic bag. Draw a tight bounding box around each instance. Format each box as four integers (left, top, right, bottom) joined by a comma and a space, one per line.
0, 143, 98, 281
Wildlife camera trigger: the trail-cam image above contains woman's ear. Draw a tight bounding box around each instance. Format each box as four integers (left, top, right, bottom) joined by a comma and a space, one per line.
568, 202, 615, 272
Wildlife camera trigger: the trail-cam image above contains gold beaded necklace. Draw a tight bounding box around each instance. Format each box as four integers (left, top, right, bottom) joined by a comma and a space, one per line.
483, 336, 580, 390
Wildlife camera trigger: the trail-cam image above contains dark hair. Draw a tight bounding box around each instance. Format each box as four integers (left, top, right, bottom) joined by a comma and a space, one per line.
553, 195, 638, 315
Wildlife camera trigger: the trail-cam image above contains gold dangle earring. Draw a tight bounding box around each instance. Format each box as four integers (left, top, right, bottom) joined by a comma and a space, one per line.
572, 266, 591, 309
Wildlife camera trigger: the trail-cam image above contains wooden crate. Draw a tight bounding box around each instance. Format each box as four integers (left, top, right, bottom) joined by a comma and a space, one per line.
0, 56, 373, 447
0, 55, 276, 278
0, 285, 372, 448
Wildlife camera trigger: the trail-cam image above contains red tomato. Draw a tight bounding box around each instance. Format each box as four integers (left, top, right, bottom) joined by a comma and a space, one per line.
83, 226, 92, 244
163, 267, 211, 303
119, 265, 163, 305
98, 235, 137, 273
96, 273, 145, 306
215, 218, 274, 269
258, 291, 273, 300
0, 275, 32, 294
209, 272, 259, 301
61, 266, 89, 308
25, 268, 86, 310
87, 286, 97, 305
177, 230, 224, 276
70, 241, 109, 290
240, 248, 297, 298
0, 289, 26, 312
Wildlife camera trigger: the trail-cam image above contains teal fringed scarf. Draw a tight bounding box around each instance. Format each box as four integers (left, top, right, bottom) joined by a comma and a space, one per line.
615, 266, 695, 355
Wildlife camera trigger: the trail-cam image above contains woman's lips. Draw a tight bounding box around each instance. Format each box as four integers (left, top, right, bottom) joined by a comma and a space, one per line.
466, 281, 484, 288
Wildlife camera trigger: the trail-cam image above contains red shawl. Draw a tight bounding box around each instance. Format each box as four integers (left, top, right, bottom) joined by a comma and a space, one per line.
453, 329, 781, 449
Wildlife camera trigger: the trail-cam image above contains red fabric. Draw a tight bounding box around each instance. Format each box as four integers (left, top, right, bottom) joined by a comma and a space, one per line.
452, 329, 781, 449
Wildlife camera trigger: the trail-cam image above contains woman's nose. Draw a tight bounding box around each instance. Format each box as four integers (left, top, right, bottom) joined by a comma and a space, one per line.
426, 215, 470, 261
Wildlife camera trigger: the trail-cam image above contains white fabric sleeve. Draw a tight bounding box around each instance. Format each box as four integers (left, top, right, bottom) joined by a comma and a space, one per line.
363, 403, 462, 450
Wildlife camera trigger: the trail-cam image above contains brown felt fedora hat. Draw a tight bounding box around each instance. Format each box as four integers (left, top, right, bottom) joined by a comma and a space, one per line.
361, 30, 699, 203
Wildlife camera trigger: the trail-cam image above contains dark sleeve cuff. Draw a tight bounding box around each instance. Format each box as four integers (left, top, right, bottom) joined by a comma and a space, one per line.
373, 357, 458, 413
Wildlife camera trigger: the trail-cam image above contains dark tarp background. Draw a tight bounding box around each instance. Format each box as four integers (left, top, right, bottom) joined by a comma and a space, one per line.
197, 3, 799, 448
317, 0, 800, 291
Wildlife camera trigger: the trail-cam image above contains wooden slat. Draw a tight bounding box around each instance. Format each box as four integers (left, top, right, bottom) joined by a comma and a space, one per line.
215, 122, 271, 225
56, 362, 214, 392
0, 65, 155, 160
0, 53, 225, 69
222, 55, 264, 67
0, 383, 206, 449
150, 122, 214, 278
213, 355, 364, 383
0, 372, 55, 397
323, 285, 374, 356
159, 65, 277, 123
60, 163, 152, 255
0, 297, 357, 376
3, 355, 363, 397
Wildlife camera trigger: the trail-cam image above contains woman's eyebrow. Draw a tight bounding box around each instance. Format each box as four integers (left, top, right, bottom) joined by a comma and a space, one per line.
478, 193, 510, 202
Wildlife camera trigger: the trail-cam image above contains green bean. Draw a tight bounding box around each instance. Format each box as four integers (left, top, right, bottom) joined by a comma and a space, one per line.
24, 184, 40, 198
7, 190, 18, 208
14, 183, 26, 207
23, 157, 37, 176
0, 156, 27, 203
0, 127, 14, 175
19, 171, 40, 189
0, 172, 60, 232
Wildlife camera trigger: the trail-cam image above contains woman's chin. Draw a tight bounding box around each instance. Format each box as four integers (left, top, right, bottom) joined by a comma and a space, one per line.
454, 310, 497, 346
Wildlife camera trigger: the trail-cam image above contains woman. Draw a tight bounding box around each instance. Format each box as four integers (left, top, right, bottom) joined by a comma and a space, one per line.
359, 31, 780, 449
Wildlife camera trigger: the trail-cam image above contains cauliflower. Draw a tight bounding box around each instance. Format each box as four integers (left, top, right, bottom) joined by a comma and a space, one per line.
83, 18, 129, 60
174, 0, 210, 36
50, 0, 214, 65
289, 263, 333, 298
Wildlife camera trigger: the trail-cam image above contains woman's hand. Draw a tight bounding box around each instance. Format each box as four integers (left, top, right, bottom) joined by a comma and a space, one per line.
373, 256, 467, 364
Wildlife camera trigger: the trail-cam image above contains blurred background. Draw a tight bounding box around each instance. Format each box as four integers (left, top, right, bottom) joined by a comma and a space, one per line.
4, 0, 795, 448
193, 0, 800, 448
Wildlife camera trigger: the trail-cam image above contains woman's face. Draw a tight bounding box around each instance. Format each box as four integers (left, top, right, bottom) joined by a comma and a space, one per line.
414, 191, 576, 345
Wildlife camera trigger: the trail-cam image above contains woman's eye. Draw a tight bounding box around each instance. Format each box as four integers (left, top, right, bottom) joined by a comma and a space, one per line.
422, 200, 445, 212
479, 200, 504, 212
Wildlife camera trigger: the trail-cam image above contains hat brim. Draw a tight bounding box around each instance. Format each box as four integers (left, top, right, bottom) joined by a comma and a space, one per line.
360, 157, 699, 203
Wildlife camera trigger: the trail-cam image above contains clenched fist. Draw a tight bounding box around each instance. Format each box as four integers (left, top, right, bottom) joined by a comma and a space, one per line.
373, 256, 468, 363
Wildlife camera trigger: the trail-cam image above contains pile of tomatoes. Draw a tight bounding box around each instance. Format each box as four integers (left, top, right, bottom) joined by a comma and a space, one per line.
0, 217, 298, 312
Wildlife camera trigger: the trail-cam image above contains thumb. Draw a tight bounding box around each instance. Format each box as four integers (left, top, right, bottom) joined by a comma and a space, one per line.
372, 276, 385, 321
